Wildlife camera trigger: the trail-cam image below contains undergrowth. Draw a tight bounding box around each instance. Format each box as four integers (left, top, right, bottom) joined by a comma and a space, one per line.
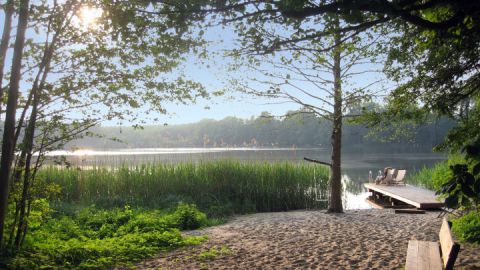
2, 203, 209, 270
451, 211, 480, 244
406, 154, 464, 190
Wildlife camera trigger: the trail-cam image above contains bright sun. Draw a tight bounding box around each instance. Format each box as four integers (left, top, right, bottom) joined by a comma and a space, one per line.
78, 6, 103, 27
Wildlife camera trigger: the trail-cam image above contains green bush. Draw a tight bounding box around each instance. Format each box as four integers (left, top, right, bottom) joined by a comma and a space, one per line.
168, 203, 207, 230
407, 154, 465, 190
451, 211, 480, 244
5, 204, 208, 270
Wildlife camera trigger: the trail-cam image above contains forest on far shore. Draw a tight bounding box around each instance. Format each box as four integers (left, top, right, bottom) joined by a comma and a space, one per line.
67, 110, 456, 153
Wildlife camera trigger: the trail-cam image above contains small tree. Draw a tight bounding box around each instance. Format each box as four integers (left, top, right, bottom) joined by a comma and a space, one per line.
0, 0, 208, 251
229, 14, 387, 212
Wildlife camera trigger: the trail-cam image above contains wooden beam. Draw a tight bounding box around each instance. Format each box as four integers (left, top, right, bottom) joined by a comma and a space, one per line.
303, 157, 332, 167
395, 209, 426, 214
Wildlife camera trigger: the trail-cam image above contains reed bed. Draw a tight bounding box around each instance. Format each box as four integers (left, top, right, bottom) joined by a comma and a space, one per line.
407, 155, 463, 190
40, 161, 330, 214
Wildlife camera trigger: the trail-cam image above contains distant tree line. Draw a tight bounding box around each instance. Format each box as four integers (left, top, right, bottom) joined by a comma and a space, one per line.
66, 110, 456, 153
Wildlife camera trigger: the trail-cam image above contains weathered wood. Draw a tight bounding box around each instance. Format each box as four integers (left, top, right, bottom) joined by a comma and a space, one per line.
439, 218, 460, 270
418, 240, 430, 269
366, 197, 413, 209
303, 157, 332, 167
406, 240, 442, 270
405, 217, 460, 270
364, 183, 444, 209
406, 240, 419, 270
365, 198, 385, 209
428, 241, 443, 270
395, 209, 426, 214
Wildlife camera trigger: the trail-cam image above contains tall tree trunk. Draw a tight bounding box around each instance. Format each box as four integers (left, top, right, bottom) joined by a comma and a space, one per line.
14, 69, 41, 250
12, 27, 57, 248
0, 0, 30, 252
328, 24, 343, 213
0, 0, 15, 113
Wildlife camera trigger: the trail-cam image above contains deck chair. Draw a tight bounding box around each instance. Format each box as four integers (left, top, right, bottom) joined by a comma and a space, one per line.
380, 168, 396, 185
387, 168, 396, 178
394, 169, 406, 185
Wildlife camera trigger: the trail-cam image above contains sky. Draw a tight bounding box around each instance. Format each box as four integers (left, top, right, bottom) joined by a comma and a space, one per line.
0, 5, 302, 127
130, 25, 304, 126
0, 3, 390, 127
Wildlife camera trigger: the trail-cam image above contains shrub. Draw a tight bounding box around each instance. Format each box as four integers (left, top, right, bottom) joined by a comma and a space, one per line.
451, 211, 480, 244
407, 154, 465, 190
6, 205, 208, 269
168, 203, 207, 230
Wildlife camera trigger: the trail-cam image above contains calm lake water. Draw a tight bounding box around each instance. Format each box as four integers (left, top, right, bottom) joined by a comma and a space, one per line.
45, 148, 446, 210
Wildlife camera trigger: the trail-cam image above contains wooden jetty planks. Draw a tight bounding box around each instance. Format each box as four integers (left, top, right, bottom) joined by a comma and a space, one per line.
364, 183, 444, 209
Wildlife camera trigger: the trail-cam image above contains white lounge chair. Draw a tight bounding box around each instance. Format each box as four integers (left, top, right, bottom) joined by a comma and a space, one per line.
394, 169, 406, 185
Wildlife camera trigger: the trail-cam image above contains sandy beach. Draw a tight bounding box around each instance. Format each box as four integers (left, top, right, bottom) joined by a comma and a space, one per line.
137, 209, 480, 269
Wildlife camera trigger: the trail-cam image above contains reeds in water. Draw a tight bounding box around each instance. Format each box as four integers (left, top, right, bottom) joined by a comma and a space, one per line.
40, 161, 330, 214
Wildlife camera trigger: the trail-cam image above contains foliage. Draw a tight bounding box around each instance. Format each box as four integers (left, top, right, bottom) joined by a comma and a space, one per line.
165, 203, 208, 230
0, 0, 211, 254
406, 154, 464, 190
40, 161, 330, 213
197, 246, 232, 261
436, 135, 480, 210
451, 211, 480, 244
3, 204, 208, 270
437, 165, 480, 209
65, 109, 456, 152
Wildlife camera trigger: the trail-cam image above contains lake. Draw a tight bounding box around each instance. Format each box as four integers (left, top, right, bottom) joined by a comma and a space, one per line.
45, 148, 446, 210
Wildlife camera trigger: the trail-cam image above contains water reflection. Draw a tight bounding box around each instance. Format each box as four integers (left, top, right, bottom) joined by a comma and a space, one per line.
342, 174, 372, 210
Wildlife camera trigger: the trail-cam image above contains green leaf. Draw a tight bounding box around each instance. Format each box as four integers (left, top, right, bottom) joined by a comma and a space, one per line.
473, 162, 480, 176
474, 179, 480, 193
461, 184, 475, 197
445, 195, 459, 208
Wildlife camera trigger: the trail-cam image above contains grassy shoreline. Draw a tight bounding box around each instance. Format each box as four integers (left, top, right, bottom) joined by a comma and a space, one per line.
41, 161, 331, 215
2, 161, 330, 269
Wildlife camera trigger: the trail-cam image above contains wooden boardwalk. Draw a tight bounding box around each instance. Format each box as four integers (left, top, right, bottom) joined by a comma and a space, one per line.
364, 183, 444, 209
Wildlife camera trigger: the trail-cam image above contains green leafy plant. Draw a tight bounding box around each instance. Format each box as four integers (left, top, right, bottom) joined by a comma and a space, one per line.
168, 203, 207, 230
437, 140, 480, 209
4, 205, 209, 270
197, 246, 232, 261
451, 210, 480, 244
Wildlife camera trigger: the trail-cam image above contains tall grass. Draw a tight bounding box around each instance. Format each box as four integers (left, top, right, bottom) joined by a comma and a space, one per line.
406, 154, 464, 190
40, 161, 330, 214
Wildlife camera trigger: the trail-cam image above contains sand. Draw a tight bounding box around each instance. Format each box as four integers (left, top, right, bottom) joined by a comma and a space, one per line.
136, 210, 480, 269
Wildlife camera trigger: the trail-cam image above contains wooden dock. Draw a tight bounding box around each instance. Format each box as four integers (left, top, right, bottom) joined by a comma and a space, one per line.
364, 183, 444, 209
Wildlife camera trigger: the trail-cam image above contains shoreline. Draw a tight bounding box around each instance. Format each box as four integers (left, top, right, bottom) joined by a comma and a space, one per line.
136, 209, 480, 269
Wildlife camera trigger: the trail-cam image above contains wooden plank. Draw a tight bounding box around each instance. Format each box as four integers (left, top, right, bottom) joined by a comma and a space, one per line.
365, 198, 385, 209
418, 241, 430, 270
406, 240, 442, 270
395, 209, 426, 214
366, 198, 414, 209
364, 183, 444, 209
427, 242, 442, 270
406, 240, 419, 270
439, 218, 460, 270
